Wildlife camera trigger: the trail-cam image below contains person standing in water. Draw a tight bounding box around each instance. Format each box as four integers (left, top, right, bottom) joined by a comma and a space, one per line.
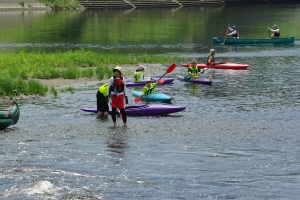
107, 66, 128, 127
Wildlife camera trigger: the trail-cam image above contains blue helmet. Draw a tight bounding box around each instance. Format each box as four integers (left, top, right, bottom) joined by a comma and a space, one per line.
232, 25, 237, 29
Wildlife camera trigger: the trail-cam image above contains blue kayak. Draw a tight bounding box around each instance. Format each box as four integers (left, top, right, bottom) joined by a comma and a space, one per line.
132, 90, 172, 103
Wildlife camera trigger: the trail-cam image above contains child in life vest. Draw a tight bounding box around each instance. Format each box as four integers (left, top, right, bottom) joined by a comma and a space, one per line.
107, 66, 128, 127
140, 77, 159, 98
96, 83, 109, 119
133, 65, 146, 82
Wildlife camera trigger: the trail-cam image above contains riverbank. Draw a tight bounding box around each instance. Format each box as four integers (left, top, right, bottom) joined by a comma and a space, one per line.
0, 0, 50, 11
0, 63, 168, 103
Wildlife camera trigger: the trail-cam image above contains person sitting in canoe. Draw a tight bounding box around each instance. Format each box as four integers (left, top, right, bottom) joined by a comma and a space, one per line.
227, 25, 239, 39
133, 65, 146, 82
187, 59, 204, 79
268, 24, 280, 39
140, 77, 159, 98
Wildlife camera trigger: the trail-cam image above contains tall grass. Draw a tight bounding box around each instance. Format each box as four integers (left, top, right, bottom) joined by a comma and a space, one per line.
0, 49, 183, 98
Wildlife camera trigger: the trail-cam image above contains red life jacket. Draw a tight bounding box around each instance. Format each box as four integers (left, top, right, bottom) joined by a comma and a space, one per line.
274, 31, 280, 37
232, 31, 239, 37
110, 76, 124, 93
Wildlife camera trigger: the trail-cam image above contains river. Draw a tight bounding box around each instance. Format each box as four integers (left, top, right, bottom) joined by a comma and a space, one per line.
1, 4, 300, 199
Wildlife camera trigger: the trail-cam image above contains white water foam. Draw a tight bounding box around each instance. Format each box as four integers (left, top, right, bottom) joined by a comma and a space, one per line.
20, 180, 57, 195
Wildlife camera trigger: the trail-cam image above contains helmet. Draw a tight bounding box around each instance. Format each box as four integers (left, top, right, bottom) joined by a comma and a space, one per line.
145, 77, 152, 82
232, 25, 237, 29
272, 24, 278, 28
191, 59, 197, 64
210, 49, 215, 53
113, 66, 122, 74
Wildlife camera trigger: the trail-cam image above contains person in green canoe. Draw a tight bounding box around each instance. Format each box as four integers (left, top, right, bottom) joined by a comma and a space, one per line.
187, 59, 204, 79
227, 25, 239, 39
268, 24, 280, 39
140, 77, 159, 98
133, 65, 146, 82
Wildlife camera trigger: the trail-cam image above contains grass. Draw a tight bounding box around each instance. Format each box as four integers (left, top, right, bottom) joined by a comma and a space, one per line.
39, 0, 81, 10
0, 49, 183, 99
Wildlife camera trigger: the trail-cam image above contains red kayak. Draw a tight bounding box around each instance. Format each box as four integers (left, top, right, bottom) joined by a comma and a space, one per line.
181, 61, 249, 70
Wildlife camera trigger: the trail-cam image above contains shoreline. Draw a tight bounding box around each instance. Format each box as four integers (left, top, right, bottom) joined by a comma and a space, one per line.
0, 63, 167, 103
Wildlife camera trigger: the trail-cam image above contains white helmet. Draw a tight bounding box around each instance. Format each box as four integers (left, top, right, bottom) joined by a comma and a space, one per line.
145, 77, 152, 82
210, 49, 215, 53
113, 66, 122, 74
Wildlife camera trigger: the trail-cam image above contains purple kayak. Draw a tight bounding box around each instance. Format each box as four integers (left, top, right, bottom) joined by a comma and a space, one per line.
176, 75, 212, 85
81, 104, 185, 116
126, 77, 174, 87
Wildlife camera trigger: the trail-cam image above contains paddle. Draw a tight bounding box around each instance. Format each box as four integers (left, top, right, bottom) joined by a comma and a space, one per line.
134, 63, 176, 102
222, 24, 230, 45
268, 29, 271, 38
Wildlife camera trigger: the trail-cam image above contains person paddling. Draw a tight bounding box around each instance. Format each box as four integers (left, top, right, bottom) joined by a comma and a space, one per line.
133, 65, 146, 82
187, 59, 204, 79
139, 77, 159, 99
268, 24, 280, 39
107, 66, 128, 127
227, 25, 239, 39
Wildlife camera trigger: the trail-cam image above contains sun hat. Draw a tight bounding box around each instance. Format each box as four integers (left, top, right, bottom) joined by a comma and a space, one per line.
145, 77, 152, 82
113, 66, 122, 74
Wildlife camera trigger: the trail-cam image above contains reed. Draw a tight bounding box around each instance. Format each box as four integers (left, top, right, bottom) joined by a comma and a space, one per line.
0, 49, 183, 98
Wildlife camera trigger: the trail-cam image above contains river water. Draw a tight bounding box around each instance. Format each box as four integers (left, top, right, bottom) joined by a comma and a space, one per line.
1, 5, 300, 199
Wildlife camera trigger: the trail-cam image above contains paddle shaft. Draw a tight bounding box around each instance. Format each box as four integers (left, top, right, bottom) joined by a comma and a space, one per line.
222, 24, 230, 45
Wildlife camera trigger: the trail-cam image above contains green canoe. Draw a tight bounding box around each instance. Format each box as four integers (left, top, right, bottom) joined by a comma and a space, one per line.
0, 101, 20, 130
211, 35, 295, 44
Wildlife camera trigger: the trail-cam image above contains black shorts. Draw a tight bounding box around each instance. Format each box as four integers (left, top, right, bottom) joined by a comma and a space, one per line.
96, 91, 109, 112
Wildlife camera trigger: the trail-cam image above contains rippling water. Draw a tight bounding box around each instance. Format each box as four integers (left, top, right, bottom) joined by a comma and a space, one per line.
1, 46, 300, 199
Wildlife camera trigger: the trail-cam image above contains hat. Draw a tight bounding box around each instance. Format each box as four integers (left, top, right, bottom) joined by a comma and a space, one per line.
191, 59, 197, 64
113, 66, 122, 74
145, 77, 152, 82
232, 25, 237, 29
272, 24, 278, 28
138, 65, 146, 70
210, 49, 215, 53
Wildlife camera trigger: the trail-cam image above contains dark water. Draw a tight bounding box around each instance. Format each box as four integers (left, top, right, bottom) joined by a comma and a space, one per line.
1, 5, 300, 199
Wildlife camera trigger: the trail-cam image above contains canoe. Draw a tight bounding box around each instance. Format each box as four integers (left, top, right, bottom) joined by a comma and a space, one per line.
0, 101, 20, 130
81, 104, 185, 116
132, 90, 172, 103
181, 62, 249, 70
176, 75, 212, 85
211, 35, 295, 44
126, 77, 174, 87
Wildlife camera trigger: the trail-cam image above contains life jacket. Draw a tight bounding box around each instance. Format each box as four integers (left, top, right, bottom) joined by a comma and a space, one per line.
232, 30, 239, 37
274, 30, 280, 37
187, 66, 199, 75
134, 71, 144, 82
207, 55, 215, 65
143, 83, 156, 95
98, 83, 109, 96
110, 76, 124, 94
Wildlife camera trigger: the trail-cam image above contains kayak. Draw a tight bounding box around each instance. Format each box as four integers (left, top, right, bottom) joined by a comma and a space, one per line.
0, 101, 20, 130
181, 62, 249, 70
126, 77, 174, 87
132, 90, 172, 103
81, 104, 185, 116
211, 35, 295, 44
176, 75, 212, 85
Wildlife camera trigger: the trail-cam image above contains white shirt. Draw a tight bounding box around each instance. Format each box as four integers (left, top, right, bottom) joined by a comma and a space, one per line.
107, 76, 127, 96
228, 27, 239, 39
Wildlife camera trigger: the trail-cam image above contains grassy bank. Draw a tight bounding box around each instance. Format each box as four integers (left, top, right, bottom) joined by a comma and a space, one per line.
0, 49, 182, 99
39, 0, 81, 10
